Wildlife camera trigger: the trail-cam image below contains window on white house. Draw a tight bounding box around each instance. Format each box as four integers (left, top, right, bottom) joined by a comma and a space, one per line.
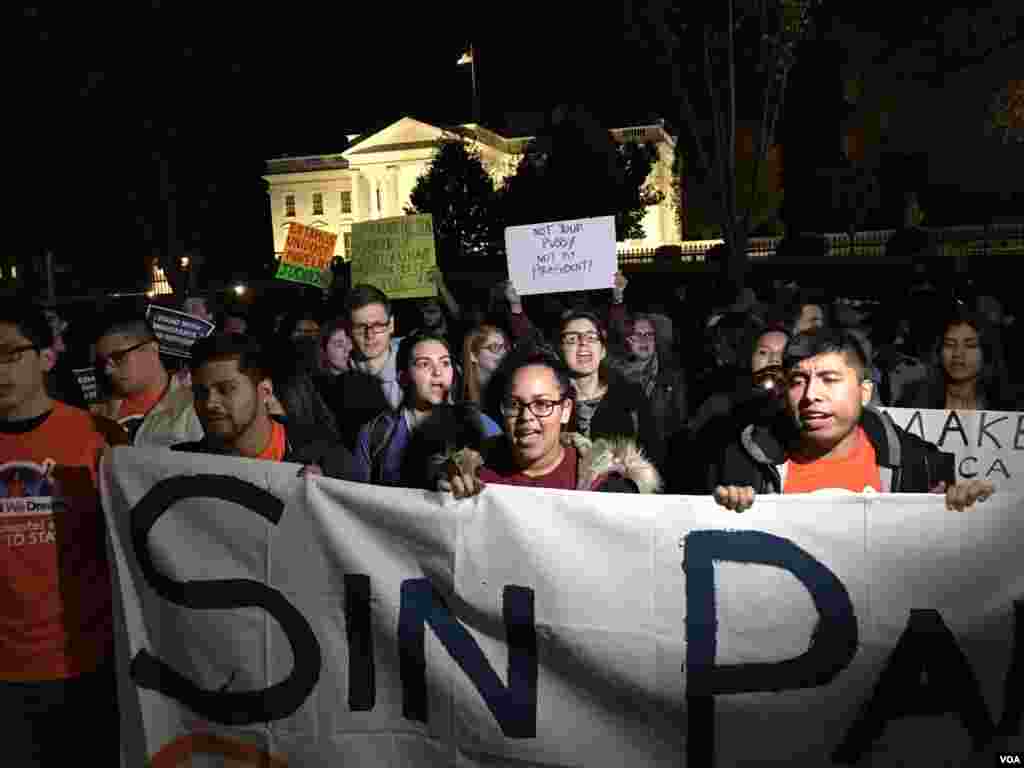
285, 195, 296, 217
340, 191, 352, 214
343, 232, 352, 258
312, 192, 324, 215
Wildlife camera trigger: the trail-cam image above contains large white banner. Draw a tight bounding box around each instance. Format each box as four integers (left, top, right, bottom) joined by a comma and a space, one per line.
101, 448, 1023, 767
882, 408, 1024, 490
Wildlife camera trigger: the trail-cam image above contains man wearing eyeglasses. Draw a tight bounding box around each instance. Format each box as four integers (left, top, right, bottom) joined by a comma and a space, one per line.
91, 311, 203, 447
0, 303, 124, 765
444, 347, 661, 497
320, 285, 402, 452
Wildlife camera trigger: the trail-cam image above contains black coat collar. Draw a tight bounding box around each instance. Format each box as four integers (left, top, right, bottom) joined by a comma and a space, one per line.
742, 405, 902, 468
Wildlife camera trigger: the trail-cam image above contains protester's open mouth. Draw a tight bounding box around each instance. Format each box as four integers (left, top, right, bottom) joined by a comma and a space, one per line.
800, 411, 832, 428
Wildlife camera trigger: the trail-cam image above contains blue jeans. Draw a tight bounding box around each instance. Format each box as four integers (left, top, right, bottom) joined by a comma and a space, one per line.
0, 657, 119, 767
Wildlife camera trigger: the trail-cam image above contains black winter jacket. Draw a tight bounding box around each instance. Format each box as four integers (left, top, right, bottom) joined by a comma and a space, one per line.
172, 417, 355, 479
709, 406, 955, 493
582, 370, 664, 470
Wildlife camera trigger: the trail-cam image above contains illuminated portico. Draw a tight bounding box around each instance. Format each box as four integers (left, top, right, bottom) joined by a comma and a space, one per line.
263, 116, 681, 263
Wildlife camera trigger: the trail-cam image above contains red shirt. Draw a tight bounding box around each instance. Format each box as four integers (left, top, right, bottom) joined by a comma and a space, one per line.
784, 426, 883, 494
478, 445, 579, 490
117, 383, 166, 421
0, 402, 113, 681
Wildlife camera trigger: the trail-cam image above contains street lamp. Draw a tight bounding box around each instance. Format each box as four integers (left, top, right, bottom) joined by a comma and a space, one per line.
233, 283, 246, 296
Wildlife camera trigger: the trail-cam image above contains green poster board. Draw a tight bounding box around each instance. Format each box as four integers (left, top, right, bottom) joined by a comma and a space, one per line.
275, 262, 333, 289
350, 214, 437, 299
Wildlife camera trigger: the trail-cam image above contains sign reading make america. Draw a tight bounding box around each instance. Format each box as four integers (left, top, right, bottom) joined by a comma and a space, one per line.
101, 448, 1023, 767
882, 408, 1024, 490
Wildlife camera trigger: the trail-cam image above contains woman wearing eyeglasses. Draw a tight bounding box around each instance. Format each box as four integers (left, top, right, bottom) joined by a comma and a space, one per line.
442, 345, 662, 497
555, 310, 664, 470
614, 314, 688, 467
461, 324, 510, 411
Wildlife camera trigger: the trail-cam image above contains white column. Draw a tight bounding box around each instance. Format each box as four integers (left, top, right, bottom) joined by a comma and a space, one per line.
349, 172, 362, 221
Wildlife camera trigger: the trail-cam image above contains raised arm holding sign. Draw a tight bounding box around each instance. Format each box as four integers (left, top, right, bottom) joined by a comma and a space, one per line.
504, 215, 616, 296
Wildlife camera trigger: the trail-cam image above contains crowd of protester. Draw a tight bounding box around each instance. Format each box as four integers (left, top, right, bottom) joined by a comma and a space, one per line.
1, 265, 1014, 763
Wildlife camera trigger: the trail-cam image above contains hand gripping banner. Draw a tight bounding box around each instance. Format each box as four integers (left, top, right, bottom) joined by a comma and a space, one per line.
100, 447, 1023, 766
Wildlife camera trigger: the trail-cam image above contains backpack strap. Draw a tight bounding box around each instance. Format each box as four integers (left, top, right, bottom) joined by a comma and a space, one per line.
367, 411, 399, 484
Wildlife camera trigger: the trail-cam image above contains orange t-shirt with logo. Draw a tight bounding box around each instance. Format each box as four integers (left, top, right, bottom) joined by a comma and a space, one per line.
0, 401, 113, 681
783, 426, 883, 494
256, 420, 287, 462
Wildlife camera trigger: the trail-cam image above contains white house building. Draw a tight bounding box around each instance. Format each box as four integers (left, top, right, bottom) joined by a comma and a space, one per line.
263, 116, 680, 262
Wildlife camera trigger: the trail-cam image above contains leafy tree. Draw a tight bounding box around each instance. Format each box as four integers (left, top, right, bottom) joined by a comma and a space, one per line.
626, 0, 817, 289
499, 105, 664, 241
674, 141, 786, 239
406, 138, 502, 271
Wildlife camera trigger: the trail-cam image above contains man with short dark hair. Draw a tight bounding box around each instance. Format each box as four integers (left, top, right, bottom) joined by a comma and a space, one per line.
91, 311, 202, 446
344, 284, 402, 404
0, 302, 124, 765
172, 334, 354, 478
711, 329, 994, 512
445, 347, 661, 496
317, 285, 398, 451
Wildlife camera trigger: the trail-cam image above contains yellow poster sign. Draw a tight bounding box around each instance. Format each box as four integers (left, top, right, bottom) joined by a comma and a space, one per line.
350, 214, 437, 299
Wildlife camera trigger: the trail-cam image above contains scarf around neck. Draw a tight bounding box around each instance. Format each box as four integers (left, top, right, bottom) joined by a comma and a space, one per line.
617, 352, 659, 398
353, 339, 403, 409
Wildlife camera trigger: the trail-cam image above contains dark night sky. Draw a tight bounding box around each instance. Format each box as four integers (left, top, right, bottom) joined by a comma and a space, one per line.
15, 2, 659, 288
13, 2, 1022, 292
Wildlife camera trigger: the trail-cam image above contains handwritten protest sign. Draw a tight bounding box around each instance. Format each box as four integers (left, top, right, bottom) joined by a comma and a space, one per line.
350, 214, 437, 299
882, 407, 1024, 490
72, 366, 99, 404
145, 305, 216, 359
505, 215, 616, 296
276, 222, 338, 289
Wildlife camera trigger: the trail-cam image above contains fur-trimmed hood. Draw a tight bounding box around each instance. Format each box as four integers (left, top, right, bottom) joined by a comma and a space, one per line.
565, 432, 662, 493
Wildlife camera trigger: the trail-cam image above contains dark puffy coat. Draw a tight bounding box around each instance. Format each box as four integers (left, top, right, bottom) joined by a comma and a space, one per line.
582, 370, 664, 470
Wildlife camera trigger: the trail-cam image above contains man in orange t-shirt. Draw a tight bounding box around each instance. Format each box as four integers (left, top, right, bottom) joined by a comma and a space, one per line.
172, 334, 354, 479
0, 303, 125, 766
711, 329, 994, 513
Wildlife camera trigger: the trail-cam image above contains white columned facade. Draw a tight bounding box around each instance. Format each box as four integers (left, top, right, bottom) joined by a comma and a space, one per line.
264, 116, 682, 262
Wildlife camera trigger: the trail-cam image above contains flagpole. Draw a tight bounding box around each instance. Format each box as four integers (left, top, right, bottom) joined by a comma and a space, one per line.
470, 44, 479, 124
458, 44, 480, 125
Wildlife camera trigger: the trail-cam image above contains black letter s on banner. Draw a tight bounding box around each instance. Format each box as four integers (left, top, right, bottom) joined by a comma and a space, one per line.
129, 475, 321, 726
